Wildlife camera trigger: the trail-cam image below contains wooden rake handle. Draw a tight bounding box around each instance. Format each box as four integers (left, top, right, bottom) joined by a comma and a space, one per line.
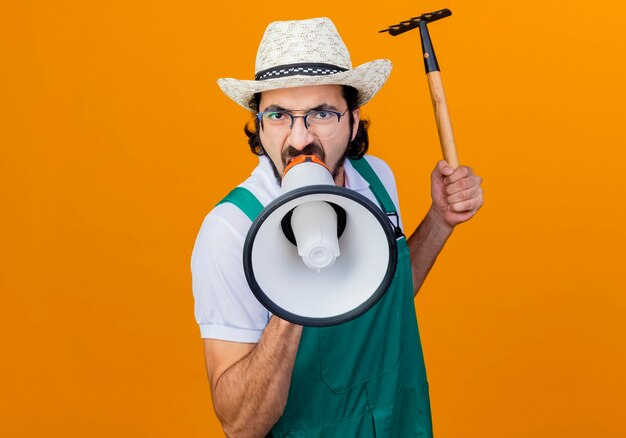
380, 9, 460, 168
427, 71, 459, 168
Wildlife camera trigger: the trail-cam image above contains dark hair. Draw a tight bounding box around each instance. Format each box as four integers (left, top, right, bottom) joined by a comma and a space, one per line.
243, 85, 370, 159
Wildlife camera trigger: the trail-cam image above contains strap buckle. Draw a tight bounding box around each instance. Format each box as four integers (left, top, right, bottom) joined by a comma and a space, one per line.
387, 212, 405, 239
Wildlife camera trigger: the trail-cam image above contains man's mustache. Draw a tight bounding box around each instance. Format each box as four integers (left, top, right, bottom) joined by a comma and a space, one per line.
281, 144, 326, 167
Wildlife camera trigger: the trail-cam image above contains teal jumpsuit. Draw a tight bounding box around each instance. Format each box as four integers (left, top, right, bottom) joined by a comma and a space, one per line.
220, 157, 433, 437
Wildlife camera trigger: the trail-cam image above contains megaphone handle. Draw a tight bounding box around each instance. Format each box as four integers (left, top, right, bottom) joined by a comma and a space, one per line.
426, 71, 460, 168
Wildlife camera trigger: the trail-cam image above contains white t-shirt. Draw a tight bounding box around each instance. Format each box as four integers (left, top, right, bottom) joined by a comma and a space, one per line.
191, 154, 403, 342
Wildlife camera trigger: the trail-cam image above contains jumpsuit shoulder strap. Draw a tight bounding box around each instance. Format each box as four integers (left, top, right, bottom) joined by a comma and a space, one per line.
349, 157, 397, 214
216, 186, 264, 222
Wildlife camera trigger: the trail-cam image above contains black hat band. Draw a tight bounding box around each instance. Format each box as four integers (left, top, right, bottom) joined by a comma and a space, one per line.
255, 63, 348, 81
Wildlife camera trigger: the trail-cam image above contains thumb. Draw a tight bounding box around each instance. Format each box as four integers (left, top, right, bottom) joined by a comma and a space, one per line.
433, 160, 454, 179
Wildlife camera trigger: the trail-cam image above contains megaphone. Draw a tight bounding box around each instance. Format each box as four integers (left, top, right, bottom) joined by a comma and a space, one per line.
243, 155, 398, 326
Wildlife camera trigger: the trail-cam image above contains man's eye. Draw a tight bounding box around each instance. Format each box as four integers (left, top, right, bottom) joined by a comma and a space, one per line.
267, 112, 286, 120
312, 111, 332, 119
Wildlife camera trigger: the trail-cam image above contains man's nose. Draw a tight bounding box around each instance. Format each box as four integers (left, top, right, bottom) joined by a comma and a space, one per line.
288, 116, 315, 149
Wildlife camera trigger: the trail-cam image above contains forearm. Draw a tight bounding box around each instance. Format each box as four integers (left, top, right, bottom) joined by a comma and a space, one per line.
408, 205, 454, 295
212, 317, 303, 437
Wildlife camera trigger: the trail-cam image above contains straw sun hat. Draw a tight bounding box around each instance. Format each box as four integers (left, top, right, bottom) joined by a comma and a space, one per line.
217, 17, 392, 112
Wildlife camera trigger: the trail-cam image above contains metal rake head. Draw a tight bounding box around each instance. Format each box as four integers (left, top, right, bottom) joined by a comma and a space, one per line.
379, 8, 452, 36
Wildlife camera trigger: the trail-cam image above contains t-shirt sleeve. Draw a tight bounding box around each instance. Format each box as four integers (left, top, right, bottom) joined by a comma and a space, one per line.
191, 203, 270, 342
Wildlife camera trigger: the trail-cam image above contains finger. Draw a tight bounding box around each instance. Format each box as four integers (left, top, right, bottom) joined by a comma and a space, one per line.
450, 210, 477, 224
447, 185, 483, 205
448, 198, 483, 214
445, 175, 482, 196
443, 165, 473, 184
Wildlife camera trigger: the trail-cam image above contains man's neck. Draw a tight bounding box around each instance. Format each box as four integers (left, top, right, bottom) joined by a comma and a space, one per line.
334, 166, 345, 187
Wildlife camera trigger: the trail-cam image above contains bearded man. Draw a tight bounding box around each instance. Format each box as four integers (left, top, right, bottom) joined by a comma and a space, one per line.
192, 17, 483, 437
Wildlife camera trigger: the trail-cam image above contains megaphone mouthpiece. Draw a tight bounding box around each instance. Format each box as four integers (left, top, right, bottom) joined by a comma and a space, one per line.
291, 201, 340, 271
282, 155, 334, 194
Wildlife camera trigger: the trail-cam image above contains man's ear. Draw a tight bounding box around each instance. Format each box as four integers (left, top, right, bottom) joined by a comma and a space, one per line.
351, 108, 360, 142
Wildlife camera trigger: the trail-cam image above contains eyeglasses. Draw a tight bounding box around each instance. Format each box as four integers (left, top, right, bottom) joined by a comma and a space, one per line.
256, 108, 349, 139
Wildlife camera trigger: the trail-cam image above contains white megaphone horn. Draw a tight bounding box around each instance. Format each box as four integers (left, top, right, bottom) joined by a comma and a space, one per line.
243, 155, 398, 326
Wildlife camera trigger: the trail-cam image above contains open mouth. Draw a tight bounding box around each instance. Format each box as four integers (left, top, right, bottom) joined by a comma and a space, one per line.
282, 145, 326, 168
286, 154, 318, 164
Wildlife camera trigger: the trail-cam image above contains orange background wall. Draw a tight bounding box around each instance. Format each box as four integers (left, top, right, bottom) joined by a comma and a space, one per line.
1, 0, 625, 436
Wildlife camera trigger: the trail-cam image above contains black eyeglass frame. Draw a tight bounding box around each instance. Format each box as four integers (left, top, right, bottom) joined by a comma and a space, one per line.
256, 108, 349, 130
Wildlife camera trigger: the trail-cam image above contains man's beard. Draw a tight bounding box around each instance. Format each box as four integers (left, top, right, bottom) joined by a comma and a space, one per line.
264, 142, 349, 186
